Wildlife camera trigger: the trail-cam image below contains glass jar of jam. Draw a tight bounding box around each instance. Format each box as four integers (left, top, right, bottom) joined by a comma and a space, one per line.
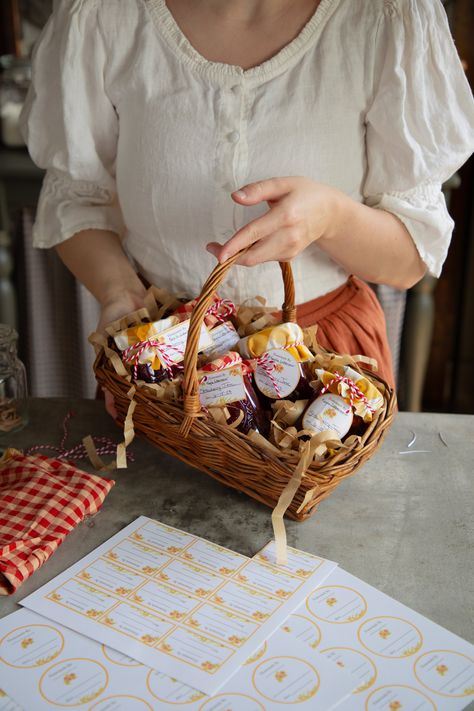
198, 352, 268, 436
238, 323, 313, 403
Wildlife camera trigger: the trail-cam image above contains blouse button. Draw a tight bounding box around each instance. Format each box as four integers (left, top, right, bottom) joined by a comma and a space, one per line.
228, 131, 240, 144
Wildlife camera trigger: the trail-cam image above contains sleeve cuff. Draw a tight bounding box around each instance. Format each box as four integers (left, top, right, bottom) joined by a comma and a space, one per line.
32, 169, 126, 248
365, 182, 454, 278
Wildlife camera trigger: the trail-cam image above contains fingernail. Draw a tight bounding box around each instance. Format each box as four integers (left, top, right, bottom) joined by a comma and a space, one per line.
233, 190, 247, 199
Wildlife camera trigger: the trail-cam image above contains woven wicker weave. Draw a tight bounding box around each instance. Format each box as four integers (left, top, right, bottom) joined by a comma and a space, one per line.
94, 254, 396, 521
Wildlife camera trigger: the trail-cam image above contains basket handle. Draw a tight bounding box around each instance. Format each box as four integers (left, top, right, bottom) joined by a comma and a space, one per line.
179, 249, 296, 436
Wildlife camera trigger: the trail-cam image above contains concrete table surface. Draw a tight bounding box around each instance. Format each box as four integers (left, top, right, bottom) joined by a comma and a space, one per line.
1, 398, 473, 654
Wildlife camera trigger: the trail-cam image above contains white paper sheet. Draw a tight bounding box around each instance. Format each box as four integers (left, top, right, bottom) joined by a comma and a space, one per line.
20, 517, 337, 695
0, 607, 357, 710
297, 567, 474, 710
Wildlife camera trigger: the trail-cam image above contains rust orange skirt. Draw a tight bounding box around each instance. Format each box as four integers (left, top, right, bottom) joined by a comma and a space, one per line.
296, 276, 395, 389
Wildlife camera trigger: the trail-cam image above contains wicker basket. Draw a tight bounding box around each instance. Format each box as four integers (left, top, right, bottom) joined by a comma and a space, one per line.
94, 253, 396, 522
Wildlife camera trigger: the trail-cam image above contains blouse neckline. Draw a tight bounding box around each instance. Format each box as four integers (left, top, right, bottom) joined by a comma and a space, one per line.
146, 0, 338, 84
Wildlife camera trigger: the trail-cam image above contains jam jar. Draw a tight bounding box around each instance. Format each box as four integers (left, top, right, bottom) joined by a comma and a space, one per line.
198, 352, 268, 436
0, 324, 28, 435
238, 323, 314, 403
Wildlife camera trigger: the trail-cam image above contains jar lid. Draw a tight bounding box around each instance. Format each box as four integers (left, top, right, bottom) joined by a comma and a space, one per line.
0, 324, 18, 345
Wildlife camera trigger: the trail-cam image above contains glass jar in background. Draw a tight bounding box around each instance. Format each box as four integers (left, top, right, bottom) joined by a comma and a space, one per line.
0, 324, 28, 434
0, 55, 31, 148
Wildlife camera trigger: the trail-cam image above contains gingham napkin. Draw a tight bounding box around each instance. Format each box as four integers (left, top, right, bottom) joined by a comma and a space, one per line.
0, 449, 114, 595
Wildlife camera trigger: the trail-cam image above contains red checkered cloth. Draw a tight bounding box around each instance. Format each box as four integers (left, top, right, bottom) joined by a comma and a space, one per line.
0, 448, 115, 595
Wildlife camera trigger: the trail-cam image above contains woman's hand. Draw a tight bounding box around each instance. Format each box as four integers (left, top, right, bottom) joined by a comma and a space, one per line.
96, 289, 147, 419
206, 176, 344, 266
96, 290, 146, 337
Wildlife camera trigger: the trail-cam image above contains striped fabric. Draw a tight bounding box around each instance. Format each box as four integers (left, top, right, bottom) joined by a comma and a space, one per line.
0, 449, 114, 595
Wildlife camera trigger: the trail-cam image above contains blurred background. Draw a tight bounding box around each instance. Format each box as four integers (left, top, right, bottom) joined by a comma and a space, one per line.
0, 0, 473, 411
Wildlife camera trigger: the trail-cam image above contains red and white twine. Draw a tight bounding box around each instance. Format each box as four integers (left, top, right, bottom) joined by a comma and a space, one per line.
255, 343, 304, 399
122, 338, 184, 380
207, 297, 236, 322
25, 411, 134, 463
320, 373, 375, 414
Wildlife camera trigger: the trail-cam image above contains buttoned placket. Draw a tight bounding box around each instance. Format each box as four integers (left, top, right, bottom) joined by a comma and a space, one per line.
212, 77, 250, 292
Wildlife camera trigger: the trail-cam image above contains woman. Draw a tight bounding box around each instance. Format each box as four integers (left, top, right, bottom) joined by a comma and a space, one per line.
21, 0, 474, 387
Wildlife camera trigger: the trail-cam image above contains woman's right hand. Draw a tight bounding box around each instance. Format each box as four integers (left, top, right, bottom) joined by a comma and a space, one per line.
97, 289, 147, 419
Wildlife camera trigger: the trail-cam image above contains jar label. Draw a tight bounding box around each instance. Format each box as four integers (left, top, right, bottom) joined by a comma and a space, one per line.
199, 366, 246, 407
156, 321, 213, 365
202, 322, 240, 360
302, 393, 353, 438
254, 349, 300, 399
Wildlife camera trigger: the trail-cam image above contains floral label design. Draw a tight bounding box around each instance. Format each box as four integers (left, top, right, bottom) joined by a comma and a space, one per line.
255, 349, 301, 399
105, 540, 170, 575
183, 603, 258, 647
39, 659, 108, 707
234, 560, 302, 598
76, 559, 145, 597
97, 603, 173, 645
414, 650, 474, 697
0, 625, 64, 669
302, 393, 353, 438
212, 580, 281, 621
358, 617, 423, 658
365, 684, 436, 710
155, 559, 222, 598
45, 580, 116, 617
159, 627, 233, 674
256, 541, 324, 578
252, 656, 320, 704
320, 647, 377, 694
244, 642, 268, 666
146, 670, 205, 704
199, 366, 246, 407
280, 614, 322, 650
130, 579, 198, 620
181, 539, 247, 577
130, 521, 195, 555
307, 586, 367, 624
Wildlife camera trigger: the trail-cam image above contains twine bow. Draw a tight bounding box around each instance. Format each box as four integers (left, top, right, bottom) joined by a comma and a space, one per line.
256, 353, 283, 398
320, 373, 375, 414
206, 297, 236, 322
122, 338, 184, 380
256, 342, 304, 399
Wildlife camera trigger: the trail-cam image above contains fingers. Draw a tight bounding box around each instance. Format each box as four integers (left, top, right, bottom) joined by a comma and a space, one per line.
232, 177, 293, 205
218, 206, 289, 262
233, 227, 303, 266
206, 242, 223, 260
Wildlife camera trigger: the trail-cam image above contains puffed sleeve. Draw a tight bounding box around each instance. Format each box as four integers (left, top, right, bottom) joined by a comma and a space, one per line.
363, 0, 474, 277
20, 0, 125, 248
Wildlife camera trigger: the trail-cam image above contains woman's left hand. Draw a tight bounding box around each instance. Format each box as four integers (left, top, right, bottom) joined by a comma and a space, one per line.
206, 176, 344, 266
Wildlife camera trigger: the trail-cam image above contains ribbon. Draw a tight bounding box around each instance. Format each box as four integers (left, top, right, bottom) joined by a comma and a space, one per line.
24, 411, 133, 469
256, 353, 283, 398
320, 373, 375, 415
122, 338, 184, 380
255, 342, 305, 399
206, 297, 236, 323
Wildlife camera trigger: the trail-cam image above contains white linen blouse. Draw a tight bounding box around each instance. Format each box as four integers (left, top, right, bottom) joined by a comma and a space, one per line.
21, 0, 474, 307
